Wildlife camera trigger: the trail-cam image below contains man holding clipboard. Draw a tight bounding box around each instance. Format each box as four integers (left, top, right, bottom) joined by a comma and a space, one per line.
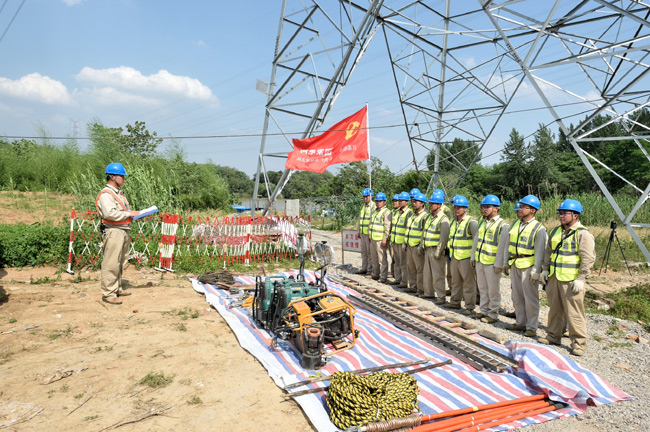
95, 163, 143, 305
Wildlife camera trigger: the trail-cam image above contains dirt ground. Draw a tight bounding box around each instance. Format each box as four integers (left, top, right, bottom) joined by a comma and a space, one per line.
0, 265, 311, 431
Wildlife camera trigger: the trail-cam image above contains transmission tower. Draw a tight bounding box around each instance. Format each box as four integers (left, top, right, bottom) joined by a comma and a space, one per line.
253, 0, 650, 262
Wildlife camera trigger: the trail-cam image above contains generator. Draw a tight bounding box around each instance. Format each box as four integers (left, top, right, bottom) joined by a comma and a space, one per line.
251, 235, 358, 369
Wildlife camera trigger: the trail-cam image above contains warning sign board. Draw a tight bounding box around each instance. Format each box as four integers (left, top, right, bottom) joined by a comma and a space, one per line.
341, 230, 361, 252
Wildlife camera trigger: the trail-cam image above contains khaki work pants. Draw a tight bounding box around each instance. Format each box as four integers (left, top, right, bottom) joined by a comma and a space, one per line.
391, 242, 402, 283
406, 245, 425, 293
397, 244, 409, 287
370, 240, 389, 280
510, 265, 540, 331
359, 233, 372, 273
476, 262, 501, 319
101, 228, 130, 299
449, 257, 477, 310
423, 248, 446, 298
545, 275, 587, 350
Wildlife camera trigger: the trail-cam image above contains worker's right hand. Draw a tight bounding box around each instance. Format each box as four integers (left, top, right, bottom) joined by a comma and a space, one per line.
470, 258, 476, 268
540, 270, 549, 285
530, 271, 540, 283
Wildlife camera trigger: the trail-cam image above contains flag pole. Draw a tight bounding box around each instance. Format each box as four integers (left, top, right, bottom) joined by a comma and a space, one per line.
366, 102, 371, 190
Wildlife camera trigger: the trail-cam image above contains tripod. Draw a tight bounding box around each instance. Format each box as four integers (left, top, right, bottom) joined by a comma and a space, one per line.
599, 221, 632, 276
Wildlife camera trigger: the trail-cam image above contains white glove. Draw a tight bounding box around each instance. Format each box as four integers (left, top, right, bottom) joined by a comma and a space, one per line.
530, 271, 540, 283
572, 279, 585, 294
402, 243, 407, 252
470, 258, 476, 268
494, 267, 503, 275
434, 248, 442, 260
540, 270, 549, 285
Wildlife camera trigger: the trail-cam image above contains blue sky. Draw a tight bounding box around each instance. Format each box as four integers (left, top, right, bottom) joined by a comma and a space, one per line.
0, 1, 615, 177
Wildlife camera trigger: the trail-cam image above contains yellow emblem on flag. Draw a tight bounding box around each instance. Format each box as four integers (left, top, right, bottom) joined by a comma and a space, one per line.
345, 121, 360, 140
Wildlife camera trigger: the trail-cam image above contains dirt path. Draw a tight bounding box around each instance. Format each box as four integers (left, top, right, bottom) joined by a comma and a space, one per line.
0, 266, 311, 431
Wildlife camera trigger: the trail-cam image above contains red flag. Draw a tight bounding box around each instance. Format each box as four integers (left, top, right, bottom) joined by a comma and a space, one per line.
285, 106, 369, 173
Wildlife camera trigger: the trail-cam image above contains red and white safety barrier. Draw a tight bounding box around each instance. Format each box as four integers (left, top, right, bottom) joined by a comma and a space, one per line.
154, 213, 180, 272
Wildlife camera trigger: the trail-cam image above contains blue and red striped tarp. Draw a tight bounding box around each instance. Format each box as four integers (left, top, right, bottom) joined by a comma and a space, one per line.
191, 270, 631, 432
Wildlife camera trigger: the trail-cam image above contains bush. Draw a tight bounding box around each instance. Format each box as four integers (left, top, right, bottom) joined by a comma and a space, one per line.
0, 223, 68, 267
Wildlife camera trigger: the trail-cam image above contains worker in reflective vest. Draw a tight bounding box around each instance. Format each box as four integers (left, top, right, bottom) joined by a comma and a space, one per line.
368, 193, 392, 282
355, 187, 375, 275
446, 195, 478, 315
390, 191, 413, 287
405, 192, 429, 294
389, 194, 400, 279
95, 163, 140, 305
471, 195, 509, 323
422, 191, 450, 303
539, 199, 595, 357
506, 195, 547, 337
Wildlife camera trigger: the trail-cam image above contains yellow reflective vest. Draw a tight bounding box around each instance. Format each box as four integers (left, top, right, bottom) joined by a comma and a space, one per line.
549, 223, 588, 282
369, 207, 390, 242
423, 212, 447, 248
358, 202, 375, 235
474, 216, 505, 265
390, 208, 400, 242
448, 216, 474, 260
406, 210, 428, 247
392, 208, 412, 245
508, 219, 543, 268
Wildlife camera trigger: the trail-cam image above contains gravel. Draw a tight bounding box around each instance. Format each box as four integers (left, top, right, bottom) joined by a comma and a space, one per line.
311, 229, 650, 432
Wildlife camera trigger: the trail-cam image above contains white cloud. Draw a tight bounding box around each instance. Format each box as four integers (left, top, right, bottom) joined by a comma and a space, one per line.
0, 73, 72, 104
62, 0, 84, 5
73, 87, 162, 106
75, 66, 217, 102
192, 40, 207, 47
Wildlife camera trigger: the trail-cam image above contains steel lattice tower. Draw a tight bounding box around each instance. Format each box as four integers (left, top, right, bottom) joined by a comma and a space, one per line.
253, 0, 650, 262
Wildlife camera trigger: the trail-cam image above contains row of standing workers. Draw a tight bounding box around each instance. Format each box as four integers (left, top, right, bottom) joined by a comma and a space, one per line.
355, 188, 595, 357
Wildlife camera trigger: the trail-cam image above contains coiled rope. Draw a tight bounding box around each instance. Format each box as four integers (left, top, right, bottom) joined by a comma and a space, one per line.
327, 371, 420, 429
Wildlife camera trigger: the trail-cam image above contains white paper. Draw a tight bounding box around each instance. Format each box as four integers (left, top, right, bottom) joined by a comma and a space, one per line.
133, 205, 159, 221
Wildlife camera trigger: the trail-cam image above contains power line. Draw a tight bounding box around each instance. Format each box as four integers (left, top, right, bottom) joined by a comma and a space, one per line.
0, 0, 25, 45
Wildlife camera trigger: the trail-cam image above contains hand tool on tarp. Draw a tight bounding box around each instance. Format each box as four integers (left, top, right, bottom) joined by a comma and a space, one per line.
284, 359, 452, 398
283, 357, 436, 390
343, 394, 568, 432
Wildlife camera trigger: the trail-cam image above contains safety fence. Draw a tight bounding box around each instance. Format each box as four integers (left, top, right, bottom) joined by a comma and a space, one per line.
65, 209, 312, 272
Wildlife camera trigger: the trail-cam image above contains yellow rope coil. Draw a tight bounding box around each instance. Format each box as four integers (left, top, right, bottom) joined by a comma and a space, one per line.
326, 371, 420, 429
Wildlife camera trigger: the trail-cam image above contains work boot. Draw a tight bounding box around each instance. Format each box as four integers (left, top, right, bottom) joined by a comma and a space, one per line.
571, 347, 584, 356
445, 289, 451, 296
445, 303, 461, 310
117, 291, 131, 297
524, 329, 538, 338
354, 269, 366, 275
379, 279, 387, 283
459, 309, 474, 316
102, 297, 122, 305
537, 337, 561, 346
503, 311, 516, 318
480, 316, 498, 324
473, 313, 485, 320
434, 299, 446, 306
371, 276, 379, 281
388, 280, 400, 285
506, 323, 526, 332
365, 274, 373, 279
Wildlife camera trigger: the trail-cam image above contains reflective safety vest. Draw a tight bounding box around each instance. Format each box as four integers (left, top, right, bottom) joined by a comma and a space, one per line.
508, 219, 543, 268
95, 187, 132, 227
448, 216, 474, 260
406, 210, 428, 247
423, 212, 447, 248
392, 208, 412, 245
359, 202, 375, 235
549, 223, 587, 282
474, 216, 505, 265
390, 208, 400, 242
369, 207, 390, 242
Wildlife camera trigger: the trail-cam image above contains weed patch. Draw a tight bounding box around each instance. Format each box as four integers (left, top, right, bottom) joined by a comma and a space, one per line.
187, 395, 203, 405
139, 371, 173, 388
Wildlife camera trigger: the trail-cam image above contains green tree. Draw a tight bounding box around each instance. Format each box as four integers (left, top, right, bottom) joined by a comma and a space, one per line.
499, 128, 530, 200
283, 171, 333, 199
214, 166, 254, 196
88, 120, 162, 161
426, 138, 482, 174
529, 125, 559, 197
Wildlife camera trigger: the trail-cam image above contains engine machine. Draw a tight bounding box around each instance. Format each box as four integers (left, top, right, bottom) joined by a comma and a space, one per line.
251, 235, 358, 369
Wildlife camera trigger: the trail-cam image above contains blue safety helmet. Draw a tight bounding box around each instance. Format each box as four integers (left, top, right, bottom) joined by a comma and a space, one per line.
514, 202, 521, 211
362, 187, 373, 197
413, 192, 427, 203
105, 162, 127, 176
480, 194, 501, 206
557, 199, 583, 214
392, 194, 400, 201
398, 191, 410, 201
409, 188, 421, 198
428, 191, 444, 204
375, 192, 387, 201
452, 195, 469, 207
519, 195, 541, 210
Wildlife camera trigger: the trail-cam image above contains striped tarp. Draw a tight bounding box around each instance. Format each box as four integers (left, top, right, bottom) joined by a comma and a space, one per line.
191, 270, 631, 432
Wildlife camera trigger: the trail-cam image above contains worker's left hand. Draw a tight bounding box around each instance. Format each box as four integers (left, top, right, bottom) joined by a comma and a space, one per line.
381, 240, 387, 248
571, 279, 585, 294
494, 267, 503, 275
470, 258, 476, 268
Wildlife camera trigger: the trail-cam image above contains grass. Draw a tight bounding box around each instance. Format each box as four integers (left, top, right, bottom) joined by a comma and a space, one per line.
83, 415, 99, 422
586, 283, 650, 331
174, 323, 188, 332
164, 307, 199, 320
49, 325, 73, 340
187, 395, 203, 405
139, 371, 173, 388
9, 318, 16, 323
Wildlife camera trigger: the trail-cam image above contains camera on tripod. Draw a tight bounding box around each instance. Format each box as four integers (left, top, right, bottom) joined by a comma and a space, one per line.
610, 220, 616, 230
